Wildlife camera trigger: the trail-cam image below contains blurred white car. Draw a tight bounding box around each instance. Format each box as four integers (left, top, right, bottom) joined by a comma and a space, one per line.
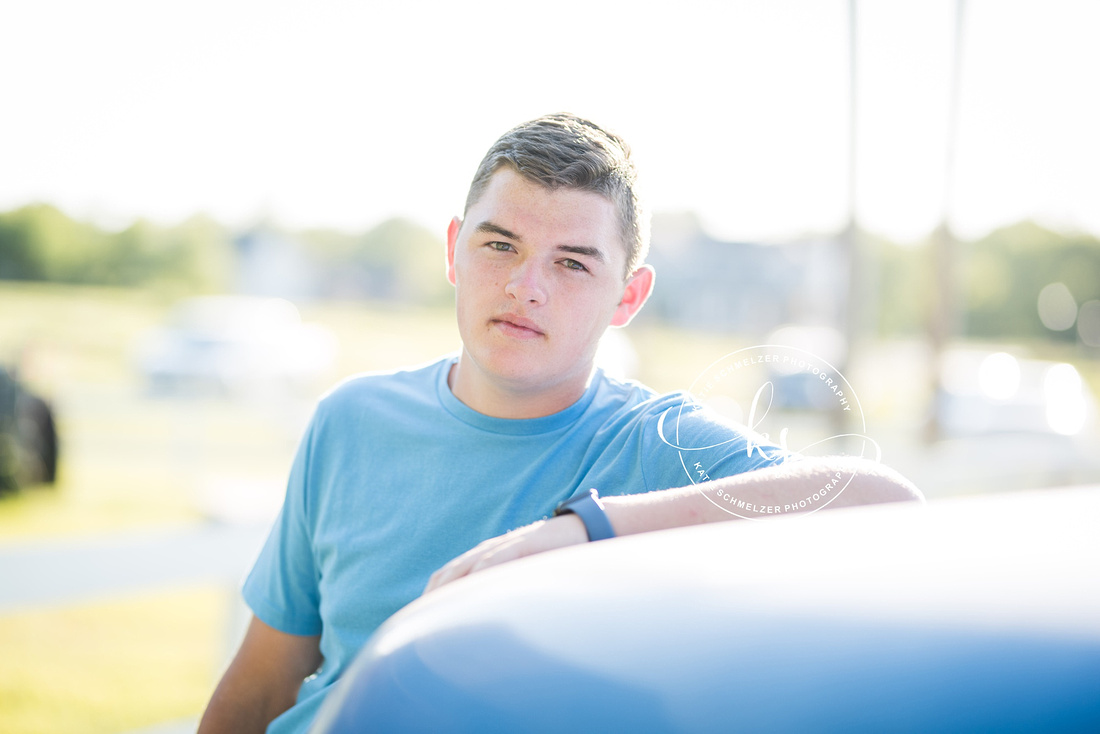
938, 349, 1097, 438
134, 296, 336, 397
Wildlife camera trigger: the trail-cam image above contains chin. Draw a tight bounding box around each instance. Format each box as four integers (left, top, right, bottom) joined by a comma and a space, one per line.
484, 354, 552, 386
473, 349, 560, 389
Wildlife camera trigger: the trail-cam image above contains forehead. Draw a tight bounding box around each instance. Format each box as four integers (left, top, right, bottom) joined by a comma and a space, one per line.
466, 168, 628, 263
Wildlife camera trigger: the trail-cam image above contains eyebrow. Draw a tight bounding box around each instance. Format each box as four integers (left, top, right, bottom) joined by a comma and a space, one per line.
474, 220, 607, 263
475, 221, 521, 241
556, 244, 606, 263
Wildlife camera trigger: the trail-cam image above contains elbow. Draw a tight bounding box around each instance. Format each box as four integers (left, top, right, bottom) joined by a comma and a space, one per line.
792, 456, 923, 510
841, 457, 925, 507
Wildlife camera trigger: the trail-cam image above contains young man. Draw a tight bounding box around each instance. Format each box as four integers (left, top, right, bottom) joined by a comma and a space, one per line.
198, 114, 921, 733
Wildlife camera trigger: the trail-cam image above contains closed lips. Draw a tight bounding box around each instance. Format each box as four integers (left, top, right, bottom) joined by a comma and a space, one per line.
493, 316, 544, 335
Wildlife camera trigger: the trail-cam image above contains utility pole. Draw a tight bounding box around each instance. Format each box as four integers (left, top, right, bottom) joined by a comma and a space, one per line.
838, 0, 862, 448
926, 0, 967, 442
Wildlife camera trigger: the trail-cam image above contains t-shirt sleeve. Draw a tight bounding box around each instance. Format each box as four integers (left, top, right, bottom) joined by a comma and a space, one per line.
644, 397, 795, 491
242, 417, 324, 636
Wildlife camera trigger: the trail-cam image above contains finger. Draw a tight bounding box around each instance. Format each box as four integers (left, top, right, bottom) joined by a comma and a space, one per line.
467, 539, 524, 576
423, 524, 540, 594
424, 541, 493, 593
424, 557, 468, 593
424, 568, 445, 594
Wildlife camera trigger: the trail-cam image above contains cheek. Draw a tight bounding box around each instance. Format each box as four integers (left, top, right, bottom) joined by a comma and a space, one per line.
454, 260, 489, 302
458, 257, 509, 291
559, 291, 619, 342
572, 281, 625, 321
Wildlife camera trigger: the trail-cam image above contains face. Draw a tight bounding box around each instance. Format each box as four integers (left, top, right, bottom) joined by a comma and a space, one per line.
446, 167, 653, 414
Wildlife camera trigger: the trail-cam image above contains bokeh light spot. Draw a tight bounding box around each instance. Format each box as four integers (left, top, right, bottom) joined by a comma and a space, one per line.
978, 352, 1020, 401
1078, 300, 1100, 347
1043, 363, 1086, 435
1037, 282, 1077, 331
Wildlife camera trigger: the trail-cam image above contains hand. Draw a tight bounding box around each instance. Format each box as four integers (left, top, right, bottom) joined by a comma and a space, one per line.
424, 514, 587, 594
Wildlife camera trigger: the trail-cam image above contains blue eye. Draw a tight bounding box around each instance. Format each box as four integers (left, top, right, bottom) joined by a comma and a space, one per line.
488, 241, 515, 252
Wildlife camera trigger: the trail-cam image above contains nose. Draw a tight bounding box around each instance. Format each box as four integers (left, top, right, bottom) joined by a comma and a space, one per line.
504, 259, 547, 305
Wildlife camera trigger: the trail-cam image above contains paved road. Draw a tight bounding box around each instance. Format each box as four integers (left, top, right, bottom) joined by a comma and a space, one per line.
0, 521, 269, 612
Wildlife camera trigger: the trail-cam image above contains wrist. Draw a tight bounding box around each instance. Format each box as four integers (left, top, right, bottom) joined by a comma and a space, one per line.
548, 512, 588, 545
554, 488, 616, 542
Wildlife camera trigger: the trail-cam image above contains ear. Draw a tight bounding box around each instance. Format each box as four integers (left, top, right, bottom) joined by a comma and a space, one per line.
610, 265, 655, 327
446, 216, 461, 286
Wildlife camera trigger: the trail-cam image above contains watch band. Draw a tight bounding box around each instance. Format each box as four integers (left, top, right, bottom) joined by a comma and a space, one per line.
554, 488, 616, 542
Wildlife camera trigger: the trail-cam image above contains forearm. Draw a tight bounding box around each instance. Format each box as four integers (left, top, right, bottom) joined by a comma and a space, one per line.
425, 457, 922, 592
197, 616, 322, 734
602, 456, 924, 536
197, 664, 300, 734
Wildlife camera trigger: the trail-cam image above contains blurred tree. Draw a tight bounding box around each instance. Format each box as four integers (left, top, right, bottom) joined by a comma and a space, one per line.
92, 219, 158, 286
357, 218, 450, 306
961, 222, 1100, 341
0, 204, 108, 282
301, 218, 450, 305
0, 205, 233, 293
167, 214, 235, 293
8, 202, 1095, 342
129, 215, 235, 294
0, 213, 43, 280
871, 221, 1100, 343
871, 234, 928, 337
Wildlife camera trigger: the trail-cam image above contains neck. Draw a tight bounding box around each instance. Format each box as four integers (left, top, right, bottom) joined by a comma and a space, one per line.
447, 353, 592, 419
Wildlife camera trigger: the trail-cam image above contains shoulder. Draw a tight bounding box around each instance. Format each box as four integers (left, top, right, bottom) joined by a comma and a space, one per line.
584, 371, 698, 441
312, 356, 451, 426
589, 372, 784, 454
585, 371, 673, 424
325, 356, 447, 401
592, 371, 703, 422
590, 370, 659, 407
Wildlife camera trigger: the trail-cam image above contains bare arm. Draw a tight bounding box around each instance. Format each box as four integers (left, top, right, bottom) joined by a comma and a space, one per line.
424, 457, 922, 592
602, 455, 923, 534
197, 615, 323, 734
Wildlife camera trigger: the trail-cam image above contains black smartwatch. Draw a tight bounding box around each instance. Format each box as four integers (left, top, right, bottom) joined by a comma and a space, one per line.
554, 488, 616, 542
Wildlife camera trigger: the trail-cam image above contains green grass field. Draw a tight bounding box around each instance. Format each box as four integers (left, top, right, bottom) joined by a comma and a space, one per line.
0, 586, 229, 734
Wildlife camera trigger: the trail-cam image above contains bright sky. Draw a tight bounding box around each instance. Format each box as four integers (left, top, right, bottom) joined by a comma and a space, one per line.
2, 0, 1097, 244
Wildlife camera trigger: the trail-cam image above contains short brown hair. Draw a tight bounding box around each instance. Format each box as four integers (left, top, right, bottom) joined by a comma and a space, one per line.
463, 113, 649, 276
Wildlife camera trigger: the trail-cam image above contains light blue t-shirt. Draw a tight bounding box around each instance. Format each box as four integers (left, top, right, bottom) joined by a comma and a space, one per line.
243, 356, 787, 733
